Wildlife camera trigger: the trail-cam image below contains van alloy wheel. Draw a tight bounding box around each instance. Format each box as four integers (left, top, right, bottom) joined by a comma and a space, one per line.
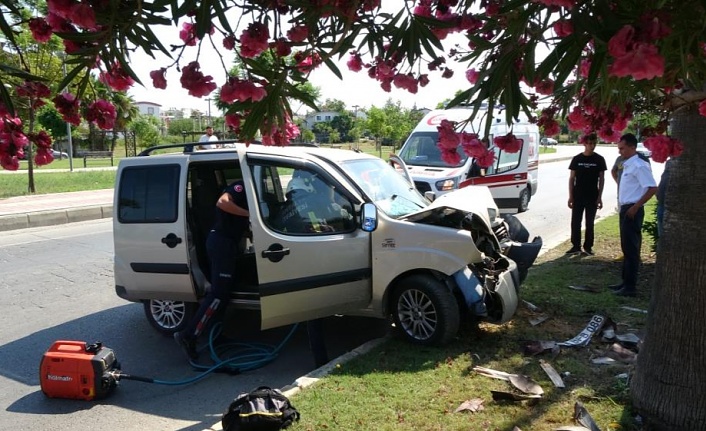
143, 299, 196, 336
392, 275, 460, 346
518, 188, 530, 213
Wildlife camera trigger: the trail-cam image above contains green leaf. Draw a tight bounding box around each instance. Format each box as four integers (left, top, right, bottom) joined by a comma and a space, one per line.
324, 57, 343, 80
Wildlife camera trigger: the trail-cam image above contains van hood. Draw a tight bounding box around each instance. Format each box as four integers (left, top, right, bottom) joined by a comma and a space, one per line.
401, 186, 498, 231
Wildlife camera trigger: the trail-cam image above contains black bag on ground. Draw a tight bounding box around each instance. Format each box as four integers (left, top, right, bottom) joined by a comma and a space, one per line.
222, 386, 300, 431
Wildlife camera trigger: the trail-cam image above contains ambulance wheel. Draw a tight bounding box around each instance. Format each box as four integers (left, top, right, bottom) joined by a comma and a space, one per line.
518, 187, 530, 213
391, 275, 460, 346
143, 299, 196, 336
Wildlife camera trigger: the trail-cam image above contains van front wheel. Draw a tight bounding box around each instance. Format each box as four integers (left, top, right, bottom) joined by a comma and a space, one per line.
143, 299, 196, 336
391, 275, 460, 346
518, 187, 530, 213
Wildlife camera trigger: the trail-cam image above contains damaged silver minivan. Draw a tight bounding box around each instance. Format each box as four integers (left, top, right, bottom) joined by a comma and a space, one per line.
113, 143, 542, 346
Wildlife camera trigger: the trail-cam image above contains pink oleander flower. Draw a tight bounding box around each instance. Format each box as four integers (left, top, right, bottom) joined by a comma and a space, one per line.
597, 125, 621, 143
47, 0, 74, 19
418, 74, 430, 87
608, 25, 634, 59
225, 113, 242, 131
579, 57, 591, 78
180, 61, 217, 98
460, 133, 484, 158
34, 147, 54, 166
543, 119, 561, 136
567, 106, 588, 131
532, 0, 575, 8
436, 120, 460, 151
85, 99, 117, 130
0, 153, 20, 170
392, 73, 418, 94
150, 68, 167, 89
99, 63, 135, 91
413, 1, 432, 17
610, 43, 664, 80
440, 149, 461, 165
476, 149, 496, 168
699, 99, 706, 118
644, 135, 683, 163
296, 52, 321, 74
240, 22, 270, 58
46, 12, 69, 31
53, 93, 82, 125
261, 117, 300, 146
29, 18, 53, 43
494, 133, 522, 153
30, 130, 53, 149
465, 68, 479, 84
16, 81, 51, 99
273, 38, 291, 57
347, 52, 363, 72
380, 78, 392, 92
535, 79, 555, 95
68, 2, 97, 30
179, 22, 198, 46
220, 77, 267, 103
287, 25, 308, 43
223, 34, 236, 50
553, 20, 573, 37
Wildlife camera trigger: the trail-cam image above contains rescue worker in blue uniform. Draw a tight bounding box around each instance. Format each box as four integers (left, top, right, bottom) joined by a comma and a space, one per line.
174, 179, 250, 362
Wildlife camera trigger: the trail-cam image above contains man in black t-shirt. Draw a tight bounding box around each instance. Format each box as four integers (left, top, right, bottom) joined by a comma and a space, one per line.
174, 179, 250, 362
567, 134, 607, 255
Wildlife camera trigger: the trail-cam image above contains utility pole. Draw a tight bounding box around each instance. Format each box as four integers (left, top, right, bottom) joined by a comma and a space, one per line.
206, 98, 212, 126
352, 104, 360, 150
60, 55, 74, 172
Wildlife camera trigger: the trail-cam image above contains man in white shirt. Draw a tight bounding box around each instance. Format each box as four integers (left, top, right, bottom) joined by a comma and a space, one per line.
198, 126, 218, 150
608, 133, 657, 297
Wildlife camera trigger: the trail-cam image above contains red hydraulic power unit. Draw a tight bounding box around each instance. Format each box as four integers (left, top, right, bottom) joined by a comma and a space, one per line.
39, 340, 119, 401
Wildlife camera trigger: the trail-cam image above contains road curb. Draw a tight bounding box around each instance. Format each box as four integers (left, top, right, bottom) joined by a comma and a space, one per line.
0, 205, 113, 232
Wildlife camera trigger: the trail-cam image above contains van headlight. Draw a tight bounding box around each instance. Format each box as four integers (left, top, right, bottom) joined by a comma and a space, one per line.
435, 177, 458, 191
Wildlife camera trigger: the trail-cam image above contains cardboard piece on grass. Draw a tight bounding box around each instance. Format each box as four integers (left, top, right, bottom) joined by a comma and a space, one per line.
454, 398, 485, 413
615, 332, 641, 346
529, 314, 551, 326
574, 402, 602, 431
474, 366, 544, 396
491, 390, 542, 401
522, 299, 542, 313
508, 374, 544, 395
539, 360, 565, 388
568, 285, 602, 293
522, 340, 559, 356
558, 315, 606, 347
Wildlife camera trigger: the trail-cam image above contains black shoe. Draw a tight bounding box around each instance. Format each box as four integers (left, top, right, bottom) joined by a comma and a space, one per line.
614, 287, 637, 297
583, 248, 594, 256
565, 247, 581, 255
174, 331, 197, 361
608, 283, 624, 291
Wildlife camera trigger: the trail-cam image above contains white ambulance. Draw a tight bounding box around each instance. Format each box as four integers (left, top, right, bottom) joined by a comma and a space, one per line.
398, 106, 540, 212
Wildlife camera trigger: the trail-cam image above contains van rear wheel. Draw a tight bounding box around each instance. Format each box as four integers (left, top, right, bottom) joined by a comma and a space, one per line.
143, 299, 196, 336
518, 187, 530, 213
391, 275, 460, 346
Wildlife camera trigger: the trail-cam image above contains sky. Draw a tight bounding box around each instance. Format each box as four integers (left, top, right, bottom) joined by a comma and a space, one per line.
127, 3, 472, 116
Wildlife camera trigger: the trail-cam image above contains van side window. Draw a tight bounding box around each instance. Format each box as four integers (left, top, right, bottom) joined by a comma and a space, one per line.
488, 142, 522, 175
118, 165, 180, 223
250, 163, 355, 235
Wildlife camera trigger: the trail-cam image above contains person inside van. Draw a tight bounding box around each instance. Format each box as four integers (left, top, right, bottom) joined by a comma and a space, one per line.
174, 179, 250, 362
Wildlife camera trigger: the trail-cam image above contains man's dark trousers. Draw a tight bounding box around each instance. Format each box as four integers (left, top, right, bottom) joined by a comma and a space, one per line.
619, 204, 644, 290
570, 199, 598, 250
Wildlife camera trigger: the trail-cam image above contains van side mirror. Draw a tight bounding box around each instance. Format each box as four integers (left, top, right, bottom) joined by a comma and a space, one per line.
424, 191, 436, 202
361, 202, 378, 232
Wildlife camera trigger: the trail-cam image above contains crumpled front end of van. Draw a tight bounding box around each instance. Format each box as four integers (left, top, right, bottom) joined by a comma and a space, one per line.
403, 205, 542, 324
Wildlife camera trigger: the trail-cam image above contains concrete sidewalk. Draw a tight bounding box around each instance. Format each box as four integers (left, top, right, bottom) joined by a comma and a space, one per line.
0, 146, 578, 233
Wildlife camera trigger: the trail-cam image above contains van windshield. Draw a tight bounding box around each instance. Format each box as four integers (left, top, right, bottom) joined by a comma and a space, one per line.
341, 158, 428, 218
398, 132, 468, 168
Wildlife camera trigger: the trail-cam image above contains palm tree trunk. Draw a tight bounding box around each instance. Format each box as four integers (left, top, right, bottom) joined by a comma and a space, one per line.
631, 102, 706, 429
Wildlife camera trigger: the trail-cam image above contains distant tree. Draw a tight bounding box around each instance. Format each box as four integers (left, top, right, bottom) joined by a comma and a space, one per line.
37, 105, 70, 141
320, 99, 346, 113
129, 114, 161, 148
330, 113, 353, 141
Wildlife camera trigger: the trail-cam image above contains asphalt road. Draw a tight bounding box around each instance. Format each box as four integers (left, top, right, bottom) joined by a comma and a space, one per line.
0, 220, 387, 431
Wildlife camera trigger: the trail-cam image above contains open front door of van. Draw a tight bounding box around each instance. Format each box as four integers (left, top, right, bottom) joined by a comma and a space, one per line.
238, 147, 373, 330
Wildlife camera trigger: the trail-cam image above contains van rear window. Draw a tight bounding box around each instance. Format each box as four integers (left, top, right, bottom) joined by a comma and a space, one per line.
118, 165, 180, 223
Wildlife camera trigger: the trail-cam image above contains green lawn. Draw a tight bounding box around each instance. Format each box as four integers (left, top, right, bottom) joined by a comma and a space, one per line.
0, 170, 116, 198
